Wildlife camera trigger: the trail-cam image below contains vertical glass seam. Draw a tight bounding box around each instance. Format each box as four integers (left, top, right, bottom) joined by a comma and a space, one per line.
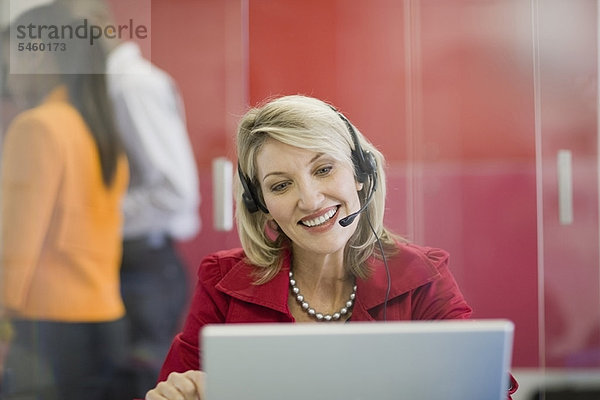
531, 0, 546, 372
403, 0, 424, 244
241, 0, 250, 107
596, 0, 600, 339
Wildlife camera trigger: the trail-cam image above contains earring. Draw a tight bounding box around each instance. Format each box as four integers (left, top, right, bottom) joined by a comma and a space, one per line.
267, 219, 280, 232
265, 219, 281, 241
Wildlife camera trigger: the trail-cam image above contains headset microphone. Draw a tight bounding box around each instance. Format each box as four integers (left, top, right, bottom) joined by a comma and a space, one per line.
339, 185, 374, 227
339, 172, 377, 227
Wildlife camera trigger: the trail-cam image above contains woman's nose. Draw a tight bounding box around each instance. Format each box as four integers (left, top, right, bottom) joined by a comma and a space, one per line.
296, 179, 324, 210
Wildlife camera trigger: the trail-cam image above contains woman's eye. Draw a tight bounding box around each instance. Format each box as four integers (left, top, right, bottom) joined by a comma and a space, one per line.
270, 182, 290, 192
316, 166, 333, 176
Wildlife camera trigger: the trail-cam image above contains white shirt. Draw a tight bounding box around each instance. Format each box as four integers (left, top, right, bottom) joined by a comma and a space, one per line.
107, 42, 200, 240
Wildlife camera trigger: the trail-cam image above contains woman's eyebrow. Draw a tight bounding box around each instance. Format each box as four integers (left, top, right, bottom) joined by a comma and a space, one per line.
262, 153, 325, 182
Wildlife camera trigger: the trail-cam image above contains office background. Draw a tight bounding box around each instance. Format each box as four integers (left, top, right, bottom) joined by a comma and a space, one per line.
2, 0, 599, 398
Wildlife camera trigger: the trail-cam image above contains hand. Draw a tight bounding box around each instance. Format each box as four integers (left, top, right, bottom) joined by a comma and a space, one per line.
145, 370, 205, 400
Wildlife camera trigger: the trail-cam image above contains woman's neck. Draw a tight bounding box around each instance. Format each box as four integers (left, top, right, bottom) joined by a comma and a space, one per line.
291, 248, 352, 298
288, 249, 355, 322
291, 247, 347, 284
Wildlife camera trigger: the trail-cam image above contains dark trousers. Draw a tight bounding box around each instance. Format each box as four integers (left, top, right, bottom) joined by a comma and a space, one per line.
0, 318, 127, 400
116, 235, 188, 399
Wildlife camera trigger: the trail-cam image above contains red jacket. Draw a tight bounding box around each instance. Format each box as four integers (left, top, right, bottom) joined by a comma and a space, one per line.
158, 243, 517, 397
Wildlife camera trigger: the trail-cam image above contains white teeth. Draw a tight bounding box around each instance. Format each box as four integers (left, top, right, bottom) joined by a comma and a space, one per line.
301, 208, 336, 227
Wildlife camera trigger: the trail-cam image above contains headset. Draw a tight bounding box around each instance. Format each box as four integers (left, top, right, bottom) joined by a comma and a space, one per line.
238, 107, 377, 215
238, 162, 269, 214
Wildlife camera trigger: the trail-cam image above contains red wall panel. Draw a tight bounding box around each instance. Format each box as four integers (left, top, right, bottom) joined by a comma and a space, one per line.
536, 0, 599, 368
137, 0, 598, 369
248, 0, 539, 367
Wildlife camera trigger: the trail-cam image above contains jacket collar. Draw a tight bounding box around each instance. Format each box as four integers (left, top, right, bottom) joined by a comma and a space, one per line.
356, 248, 441, 309
215, 246, 441, 316
215, 250, 291, 315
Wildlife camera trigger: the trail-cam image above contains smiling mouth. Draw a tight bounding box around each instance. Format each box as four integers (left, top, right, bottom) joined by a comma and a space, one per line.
299, 207, 339, 227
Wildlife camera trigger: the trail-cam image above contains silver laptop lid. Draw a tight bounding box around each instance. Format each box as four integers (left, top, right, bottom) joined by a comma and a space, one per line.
202, 319, 514, 400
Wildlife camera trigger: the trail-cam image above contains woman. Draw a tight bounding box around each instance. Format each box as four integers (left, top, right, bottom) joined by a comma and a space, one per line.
146, 95, 517, 399
0, 4, 128, 399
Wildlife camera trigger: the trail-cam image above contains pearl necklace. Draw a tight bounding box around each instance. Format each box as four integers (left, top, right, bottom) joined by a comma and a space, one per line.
289, 271, 357, 322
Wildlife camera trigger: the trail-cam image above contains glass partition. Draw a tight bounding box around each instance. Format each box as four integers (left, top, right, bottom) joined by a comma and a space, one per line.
1, 1, 599, 398
246, 0, 600, 397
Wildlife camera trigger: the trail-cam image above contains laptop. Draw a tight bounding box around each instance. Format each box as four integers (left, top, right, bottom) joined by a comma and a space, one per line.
202, 319, 514, 400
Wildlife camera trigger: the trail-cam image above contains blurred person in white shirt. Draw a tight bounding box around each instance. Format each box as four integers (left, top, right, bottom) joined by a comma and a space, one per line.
57, 1, 201, 398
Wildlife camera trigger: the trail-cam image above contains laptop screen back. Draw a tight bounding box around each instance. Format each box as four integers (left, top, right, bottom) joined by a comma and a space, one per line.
202, 319, 514, 400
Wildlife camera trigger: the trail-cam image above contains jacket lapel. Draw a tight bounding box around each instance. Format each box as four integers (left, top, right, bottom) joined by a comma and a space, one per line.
356, 249, 441, 312
215, 252, 291, 315
214, 245, 442, 320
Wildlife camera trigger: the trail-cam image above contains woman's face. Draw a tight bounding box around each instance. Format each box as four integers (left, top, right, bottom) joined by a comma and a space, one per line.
256, 138, 363, 259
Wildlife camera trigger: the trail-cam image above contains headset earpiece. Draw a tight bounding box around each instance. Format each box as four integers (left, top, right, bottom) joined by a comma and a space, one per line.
333, 107, 377, 184
352, 148, 377, 183
238, 163, 269, 214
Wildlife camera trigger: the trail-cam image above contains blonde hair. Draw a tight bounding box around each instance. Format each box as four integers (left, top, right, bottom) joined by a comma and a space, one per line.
235, 95, 400, 284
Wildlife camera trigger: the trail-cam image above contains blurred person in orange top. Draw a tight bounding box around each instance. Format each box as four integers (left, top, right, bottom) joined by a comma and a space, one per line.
56, 1, 201, 397
0, 3, 129, 399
